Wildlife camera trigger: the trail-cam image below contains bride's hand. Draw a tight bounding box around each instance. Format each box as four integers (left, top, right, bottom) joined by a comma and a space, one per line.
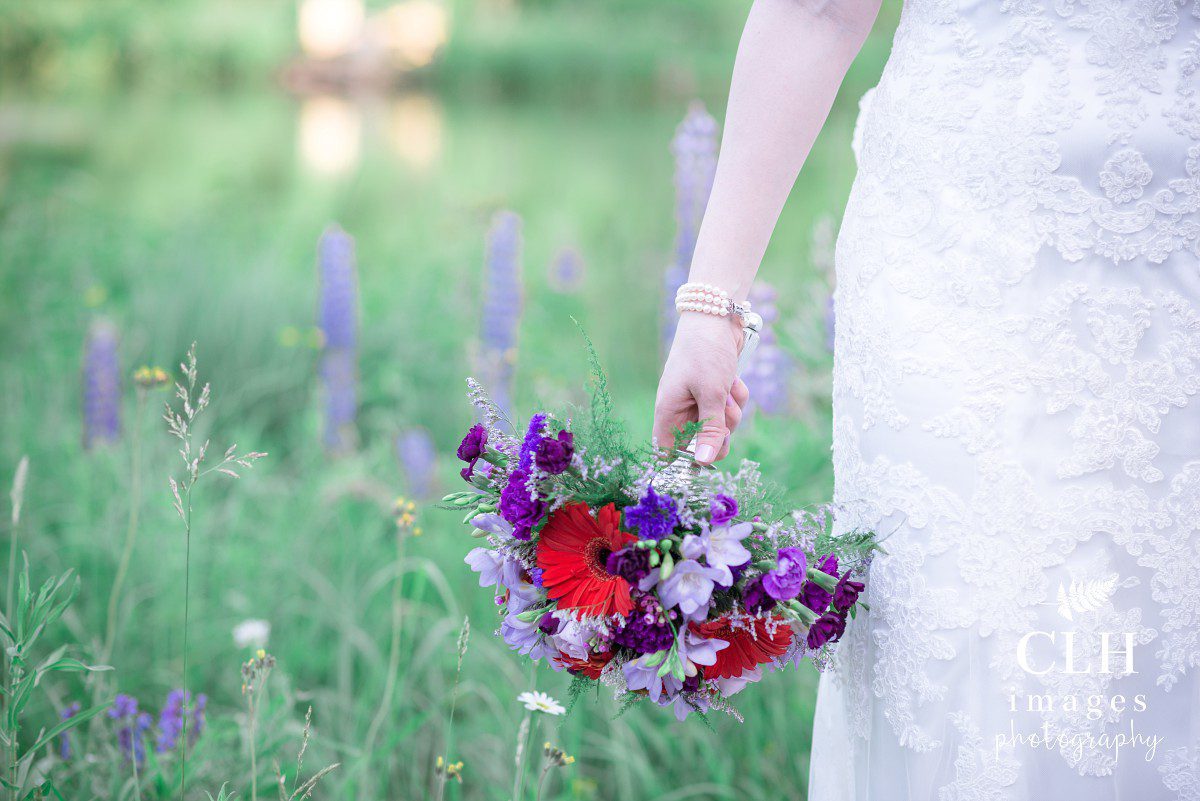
653, 312, 750, 465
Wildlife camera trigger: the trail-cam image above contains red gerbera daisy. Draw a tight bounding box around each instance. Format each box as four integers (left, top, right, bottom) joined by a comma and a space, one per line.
556, 649, 614, 680
690, 616, 793, 680
536, 502, 636, 618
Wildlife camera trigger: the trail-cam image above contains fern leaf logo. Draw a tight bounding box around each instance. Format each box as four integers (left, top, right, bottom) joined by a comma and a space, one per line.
1056, 576, 1119, 622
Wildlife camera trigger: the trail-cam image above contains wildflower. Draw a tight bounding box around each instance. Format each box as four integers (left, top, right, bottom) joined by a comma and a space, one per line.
133, 365, 170, 389
624, 486, 678, 541
58, 702, 81, 760
536, 503, 636, 618
435, 755, 465, 783
317, 224, 359, 453
806, 610, 848, 649
233, 618, 271, 649
548, 247, 585, 293
517, 691, 565, 716
242, 650, 276, 696
456, 423, 489, 481
741, 283, 792, 415
156, 688, 206, 752
498, 469, 546, 541
393, 497, 418, 529
709, 493, 738, 525
534, 430, 574, 475
396, 428, 437, 498
109, 694, 150, 765
542, 741, 576, 767
663, 103, 718, 351
82, 319, 121, 449
762, 547, 808, 601
478, 211, 524, 415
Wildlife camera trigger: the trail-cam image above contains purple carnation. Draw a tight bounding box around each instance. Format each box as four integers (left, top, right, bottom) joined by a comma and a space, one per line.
832, 571, 865, 611
709, 494, 738, 525
799, 581, 832, 614
816, 553, 839, 576
457, 424, 488, 480
497, 469, 546, 540
806, 610, 847, 649
538, 611, 561, 636
742, 575, 777, 614
606, 545, 652, 583
761, 547, 808, 601
625, 486, 678, 541
535, 430, 574, 474
612, 593, 675, 655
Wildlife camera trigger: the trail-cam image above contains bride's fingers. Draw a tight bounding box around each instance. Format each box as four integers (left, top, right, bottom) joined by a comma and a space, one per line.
730, 378, 750, 410
725, 393, 744, 434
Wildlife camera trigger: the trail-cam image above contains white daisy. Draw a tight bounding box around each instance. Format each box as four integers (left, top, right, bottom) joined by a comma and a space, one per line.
233, 618, 271, 649
517, 690, 565, 716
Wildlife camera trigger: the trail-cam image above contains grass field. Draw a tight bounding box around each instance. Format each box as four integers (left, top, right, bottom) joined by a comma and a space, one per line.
0, 4, 894, 797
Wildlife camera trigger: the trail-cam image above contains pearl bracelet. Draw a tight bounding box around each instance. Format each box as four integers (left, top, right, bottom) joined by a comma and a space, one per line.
674, 282, 753, 320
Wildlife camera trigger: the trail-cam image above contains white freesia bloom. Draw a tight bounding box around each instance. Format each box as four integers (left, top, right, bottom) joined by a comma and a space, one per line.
517, 690, 565, 716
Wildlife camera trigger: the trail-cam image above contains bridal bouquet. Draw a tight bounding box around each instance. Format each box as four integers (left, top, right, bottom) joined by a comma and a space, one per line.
444, 342, 877, 721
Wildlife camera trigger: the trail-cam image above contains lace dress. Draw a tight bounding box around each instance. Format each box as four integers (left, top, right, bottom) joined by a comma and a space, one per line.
810, 1, 1200, 798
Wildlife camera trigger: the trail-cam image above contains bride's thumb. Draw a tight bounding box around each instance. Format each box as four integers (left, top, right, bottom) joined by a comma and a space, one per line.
693, 394, 729, 465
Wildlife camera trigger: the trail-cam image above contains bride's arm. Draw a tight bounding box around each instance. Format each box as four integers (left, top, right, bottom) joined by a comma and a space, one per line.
653, 0, 881, 463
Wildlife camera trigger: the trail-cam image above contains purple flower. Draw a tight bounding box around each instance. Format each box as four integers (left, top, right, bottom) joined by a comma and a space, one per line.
762, 547, 808, 601
728, 558, 751, 585
109, 694, 150, 765
742, 575, 777, 614
675, 626, 726, 674
156, 688, 205, 753
612, 593, 675, 655
680, 521, 753, 587
478, 211, 524, 415
534, 430, 574, 475
816, 553, 839, 576
82, 319, 121, 449
806, 610, 847, 649
58, 702, 81, 760
549, 247, 585, 293
317, 225, 359, 453
662, 103, 718, 353
464, 545, 537, 606
798, 581, 832, 614
501, 609, 555, 660
832, 572, 866, 612
397, 428, 437, 498
709, 494, 738, 525
622, 654, 681, 704
498, 469, 546, 540
656, 559, 724, 620
605, 545, 652, 584
538, 611, 561, 636
741, 284, 792, 416
456, 423, 488, 480
517, 413, 547, 471
624, 486, 678, 541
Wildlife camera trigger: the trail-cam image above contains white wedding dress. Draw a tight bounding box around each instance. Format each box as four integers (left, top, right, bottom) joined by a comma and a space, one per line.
811, 0, 1200, 798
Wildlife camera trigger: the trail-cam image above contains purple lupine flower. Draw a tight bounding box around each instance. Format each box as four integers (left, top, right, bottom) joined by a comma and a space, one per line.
662, 103, 719, 353
156, 688, 201, 753
478, 211, 523, 415
624, 486, 678, 541
317, 225, 359, 453
58, 702, 81, 760
82, 319, 121, 449
497, 468, 546, 540
741, 283, 792, 416
762, 547, 808, 601
742, 575, 776, 614
109, 694, 149, 765
549, 247, 585, 293
517, 413, 547, 471
191, 694, 207, 744
806, 610, 847, 649
709, 494, 738, 526
534, 430, 574, 475
396, 428, 437, 498
680, 521, 753, 587
605, 545, 652, 584
656, 559, 724, 620
832, 571, 866, 611
612, 593, 675, 655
